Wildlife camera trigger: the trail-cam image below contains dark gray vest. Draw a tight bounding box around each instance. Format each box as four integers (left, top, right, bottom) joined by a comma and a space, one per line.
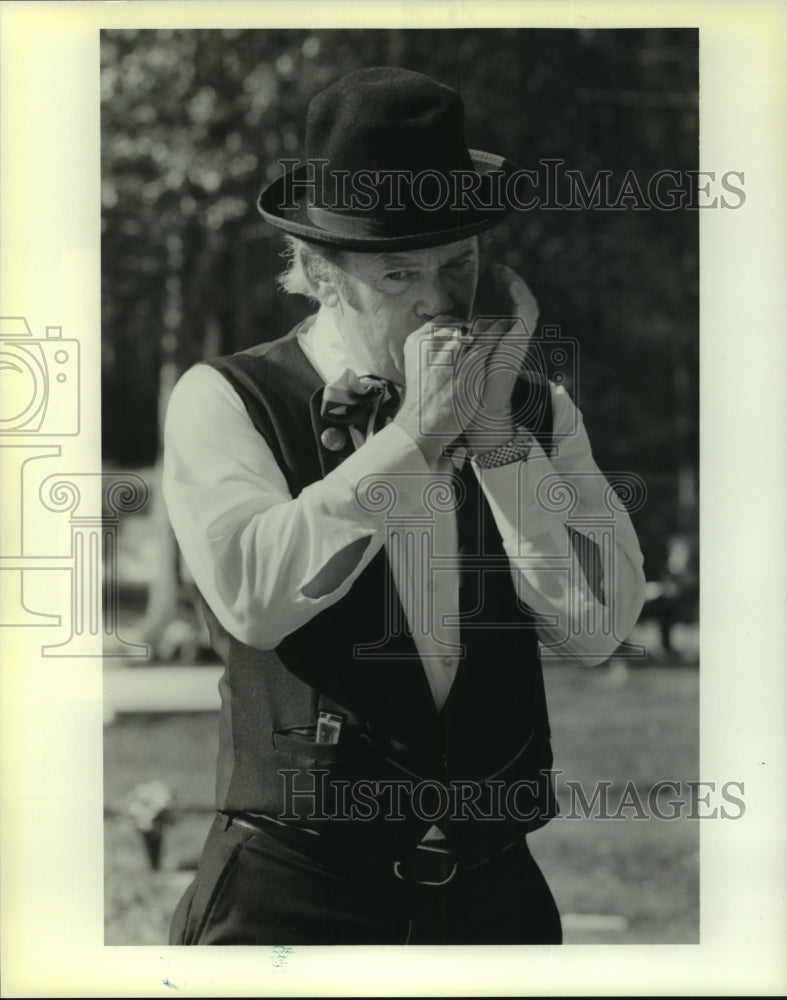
200, 324, 557, 862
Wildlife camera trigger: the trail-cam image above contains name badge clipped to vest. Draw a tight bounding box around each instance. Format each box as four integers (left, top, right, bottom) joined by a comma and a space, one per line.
316, 711, 344, 745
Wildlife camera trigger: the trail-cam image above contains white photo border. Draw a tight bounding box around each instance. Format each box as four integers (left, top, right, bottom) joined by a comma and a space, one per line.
1, 1, 785, 996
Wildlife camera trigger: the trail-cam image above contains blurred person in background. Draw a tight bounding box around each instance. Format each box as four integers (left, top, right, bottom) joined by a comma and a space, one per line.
163, 66, 645, 945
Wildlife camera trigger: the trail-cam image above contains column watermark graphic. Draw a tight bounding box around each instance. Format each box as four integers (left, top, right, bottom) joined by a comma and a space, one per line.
352, 318, 648, 662
528, 469, 647, 660
0, 311, 649, 663
354, 470, 466, 659
38, 474, 149, 657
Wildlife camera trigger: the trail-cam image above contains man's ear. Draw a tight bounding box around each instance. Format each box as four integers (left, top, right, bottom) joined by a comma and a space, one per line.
314, 279, 340, 308
299, 245, 341, 307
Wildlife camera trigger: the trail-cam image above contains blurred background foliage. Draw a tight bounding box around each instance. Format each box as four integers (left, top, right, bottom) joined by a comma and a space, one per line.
101, 28, 698, 648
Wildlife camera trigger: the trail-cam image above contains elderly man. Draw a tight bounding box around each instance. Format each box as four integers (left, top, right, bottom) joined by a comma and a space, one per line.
163, 66, 645, 945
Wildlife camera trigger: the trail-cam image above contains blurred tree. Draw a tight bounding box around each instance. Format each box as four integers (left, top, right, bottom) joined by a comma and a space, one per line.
101, 28, 698, 655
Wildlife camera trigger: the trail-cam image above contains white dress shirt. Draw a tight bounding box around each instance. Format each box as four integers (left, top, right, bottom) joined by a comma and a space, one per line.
163, 307, 646, 710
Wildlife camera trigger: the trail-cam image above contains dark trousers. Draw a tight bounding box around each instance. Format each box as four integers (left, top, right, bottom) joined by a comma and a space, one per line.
169, 814, 562, 945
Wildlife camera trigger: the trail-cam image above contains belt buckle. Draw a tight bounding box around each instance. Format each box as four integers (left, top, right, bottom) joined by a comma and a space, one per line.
393, 843, 459, 887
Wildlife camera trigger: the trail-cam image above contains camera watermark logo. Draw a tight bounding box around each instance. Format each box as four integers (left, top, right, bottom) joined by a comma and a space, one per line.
0, 317, 148, 657
417, 321, 580, 449
0, 317, 80, 435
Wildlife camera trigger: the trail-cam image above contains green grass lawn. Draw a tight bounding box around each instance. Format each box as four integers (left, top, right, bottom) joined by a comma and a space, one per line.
104, 662, 699, 945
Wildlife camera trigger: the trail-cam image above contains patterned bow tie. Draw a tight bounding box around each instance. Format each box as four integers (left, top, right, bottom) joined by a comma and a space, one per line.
320, 369, 401, 437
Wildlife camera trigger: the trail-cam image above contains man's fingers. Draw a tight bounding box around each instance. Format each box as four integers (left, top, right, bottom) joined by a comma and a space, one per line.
455, 316, 530, 423
459, 318, 509, 367
472, 316, 510, 337
428, 314, 466, 337
477, 317, 531, 374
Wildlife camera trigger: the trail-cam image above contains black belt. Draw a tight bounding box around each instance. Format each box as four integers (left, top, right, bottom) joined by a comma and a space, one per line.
225, 812, 525, 888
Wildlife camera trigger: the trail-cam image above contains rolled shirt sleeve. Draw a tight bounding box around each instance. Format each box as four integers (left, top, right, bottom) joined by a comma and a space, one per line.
473, 382, 647, 665
162, 363, 435, 649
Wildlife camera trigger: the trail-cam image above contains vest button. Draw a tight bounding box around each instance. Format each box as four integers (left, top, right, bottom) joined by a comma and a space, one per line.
320, 426, 348, 451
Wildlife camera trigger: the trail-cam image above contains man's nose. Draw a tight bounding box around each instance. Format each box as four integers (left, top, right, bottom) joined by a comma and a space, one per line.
415, 274, 456, 320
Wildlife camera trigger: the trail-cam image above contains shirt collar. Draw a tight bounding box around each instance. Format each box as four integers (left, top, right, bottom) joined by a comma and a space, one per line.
296, 307, 366, 386
296, 307, 407, 396
297, 307, 464, 466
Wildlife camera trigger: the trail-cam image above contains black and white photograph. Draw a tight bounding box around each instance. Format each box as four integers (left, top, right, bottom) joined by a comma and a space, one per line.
1, 2, 785, 996
100, 25, 702, 947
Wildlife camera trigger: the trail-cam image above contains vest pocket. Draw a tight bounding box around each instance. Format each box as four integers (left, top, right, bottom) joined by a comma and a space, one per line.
269, 726, 374, 825
272, 725, 369, 764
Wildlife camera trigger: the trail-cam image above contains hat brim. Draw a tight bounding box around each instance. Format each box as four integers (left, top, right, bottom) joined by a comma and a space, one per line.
257, 149, 517, 252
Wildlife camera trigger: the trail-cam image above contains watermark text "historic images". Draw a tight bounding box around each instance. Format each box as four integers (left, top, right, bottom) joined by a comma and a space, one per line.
277, 772, 745, 823
277, 158, 745, 213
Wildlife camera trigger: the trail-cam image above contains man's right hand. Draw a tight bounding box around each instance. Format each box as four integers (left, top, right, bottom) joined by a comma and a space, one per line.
394, 314, 525, 464
393, 316, 468, 464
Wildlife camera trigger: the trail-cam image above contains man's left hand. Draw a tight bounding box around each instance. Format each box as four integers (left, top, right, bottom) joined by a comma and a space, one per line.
459, 266, 539, 452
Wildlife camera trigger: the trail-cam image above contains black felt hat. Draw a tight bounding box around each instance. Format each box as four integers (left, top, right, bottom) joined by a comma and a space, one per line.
257, 66, 517, 252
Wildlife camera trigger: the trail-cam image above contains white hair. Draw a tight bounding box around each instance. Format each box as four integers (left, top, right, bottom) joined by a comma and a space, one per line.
276, 236, 350, 303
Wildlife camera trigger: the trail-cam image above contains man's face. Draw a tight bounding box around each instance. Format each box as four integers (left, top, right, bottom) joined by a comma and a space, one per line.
330, 237, 480, 383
